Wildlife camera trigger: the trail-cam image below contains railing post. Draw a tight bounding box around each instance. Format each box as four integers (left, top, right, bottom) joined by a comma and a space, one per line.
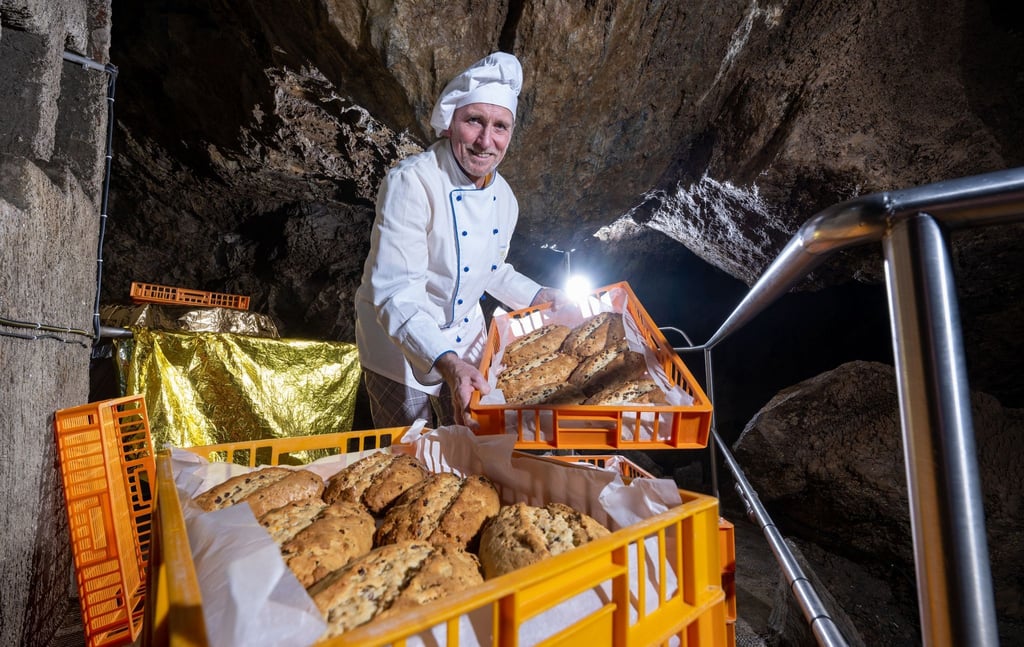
882, 213, 999, 646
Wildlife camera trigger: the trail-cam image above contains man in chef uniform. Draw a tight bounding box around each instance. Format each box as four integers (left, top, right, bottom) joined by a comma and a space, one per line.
354, 51, 567, 431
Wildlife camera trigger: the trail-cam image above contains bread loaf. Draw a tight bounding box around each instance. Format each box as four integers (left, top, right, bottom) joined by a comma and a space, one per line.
506, 381, 586, 406
583, 378, 668, 405
495, 351, 579, 402
194, 467, 292, 511
567, 339, 648, 394
280, 500, 375, 588
376, 472, 500, 550
561, 312, 625, 358
309, 541, 483, 638
244, 470, 325, 518
194, 467, 324, 518
322, 452, 429, 514
478, 502, 610, 579
259, 498, 328, 545
503, 323, 572, 367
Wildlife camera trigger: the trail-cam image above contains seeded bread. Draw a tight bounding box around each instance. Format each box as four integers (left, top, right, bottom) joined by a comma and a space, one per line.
495, 351, 579, 402
561, 312, 626, 359
376, 472, 500, 550
583, 378, 668, 405
503, 323, 572, 367
259, 498, 328, 545
322, 452, 429, 514
193, 467, 292, 511
478, 502, 611, 579
506, 381, 586, 406
309, 540, 483, 638
194, 467, 324, 518
568, 338, 648, 392
280, 500, 375, 588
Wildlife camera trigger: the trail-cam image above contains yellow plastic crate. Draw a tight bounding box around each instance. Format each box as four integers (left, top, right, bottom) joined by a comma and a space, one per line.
54, 395, 155, 647
470, 282, 714, 451
147, 429, 734, 646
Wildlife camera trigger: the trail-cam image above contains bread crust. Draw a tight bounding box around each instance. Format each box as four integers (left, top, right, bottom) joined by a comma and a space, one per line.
322, 452, 429, 514
244, 469, 325, 518
376, 473, 500, 550
496, 351, 579, 401
478, 502, 610, 579
280, 499, 375, 587
503, 323, 572, 367
583, 378, 667, 405
193, 467, 324, 519
568, 339, 648, 393
193, 467, 292, 511
561, 312, 625, 358
506, 381, 586, 406
259, 498, 328, 545
309, 541, 483, 638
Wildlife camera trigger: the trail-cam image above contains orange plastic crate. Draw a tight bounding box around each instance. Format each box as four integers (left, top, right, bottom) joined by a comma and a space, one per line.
470, 282, 713, 450
130, 281, 250, 310
150, 429, 735, 647
54, 395, 155, 647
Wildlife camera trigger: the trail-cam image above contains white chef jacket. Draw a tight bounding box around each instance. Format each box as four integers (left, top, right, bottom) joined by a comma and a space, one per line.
354, 139, 542, 395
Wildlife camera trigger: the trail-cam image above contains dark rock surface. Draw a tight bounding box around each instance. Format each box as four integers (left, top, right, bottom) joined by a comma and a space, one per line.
732, 360, 1024, 645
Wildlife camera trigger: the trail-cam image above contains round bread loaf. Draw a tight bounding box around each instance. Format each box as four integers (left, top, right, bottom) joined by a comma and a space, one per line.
280, 500, 375, 588
478, 502, 611, 579
322, 452, 429, 514
194, 467, 325, 519
309, 540, 483, 638
375, 472, 500, 550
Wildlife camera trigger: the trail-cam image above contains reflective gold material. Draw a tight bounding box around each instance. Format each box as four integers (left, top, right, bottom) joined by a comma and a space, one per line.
113, 328, 361, 452
101, 303, 281, 337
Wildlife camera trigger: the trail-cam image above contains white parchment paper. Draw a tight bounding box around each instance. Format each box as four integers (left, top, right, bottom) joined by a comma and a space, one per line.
169, 421, 688, 646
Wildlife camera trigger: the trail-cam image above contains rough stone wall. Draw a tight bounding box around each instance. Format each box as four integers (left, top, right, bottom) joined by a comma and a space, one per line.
733, 361, 1024, 645
0, 1, 112, 645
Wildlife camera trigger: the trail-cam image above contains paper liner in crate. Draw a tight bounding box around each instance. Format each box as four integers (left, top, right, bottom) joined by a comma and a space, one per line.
167, 421, 693, 646
480, 283, 694, 443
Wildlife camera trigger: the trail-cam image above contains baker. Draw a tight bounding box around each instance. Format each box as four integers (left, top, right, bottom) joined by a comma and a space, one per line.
354, 51, 567, 430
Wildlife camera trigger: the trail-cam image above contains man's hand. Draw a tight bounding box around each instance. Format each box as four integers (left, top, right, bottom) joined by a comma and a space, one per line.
532, 287, 572, 311
434, 351, 491, 430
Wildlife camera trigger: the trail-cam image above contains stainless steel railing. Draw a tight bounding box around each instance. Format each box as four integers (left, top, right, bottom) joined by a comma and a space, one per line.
680, 166, 1024, 646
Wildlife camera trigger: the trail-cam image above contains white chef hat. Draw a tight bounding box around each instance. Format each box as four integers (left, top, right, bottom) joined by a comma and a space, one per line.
429, 52, 522, 137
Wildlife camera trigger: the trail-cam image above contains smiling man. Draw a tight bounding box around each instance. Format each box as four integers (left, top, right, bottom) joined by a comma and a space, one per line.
354, 52, 567, 431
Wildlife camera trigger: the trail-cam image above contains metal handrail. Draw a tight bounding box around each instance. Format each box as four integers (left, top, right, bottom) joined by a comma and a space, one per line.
686, 166, 1024, 646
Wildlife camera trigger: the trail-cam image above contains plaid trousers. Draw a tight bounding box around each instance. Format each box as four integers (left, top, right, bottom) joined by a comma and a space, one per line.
362, 368, 455, 429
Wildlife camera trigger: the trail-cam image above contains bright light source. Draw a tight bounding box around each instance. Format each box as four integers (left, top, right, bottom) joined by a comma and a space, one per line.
565, 274, 592, 303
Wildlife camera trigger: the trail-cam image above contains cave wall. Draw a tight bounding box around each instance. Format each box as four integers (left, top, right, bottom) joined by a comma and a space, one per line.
0, 2, 113, 645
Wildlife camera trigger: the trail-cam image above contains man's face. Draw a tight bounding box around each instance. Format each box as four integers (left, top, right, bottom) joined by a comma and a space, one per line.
444, 103, 514, 187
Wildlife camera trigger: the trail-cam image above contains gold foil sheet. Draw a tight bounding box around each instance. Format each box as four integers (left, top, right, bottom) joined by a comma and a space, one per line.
113, 328, 361, 453
101, 303, 281, 337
